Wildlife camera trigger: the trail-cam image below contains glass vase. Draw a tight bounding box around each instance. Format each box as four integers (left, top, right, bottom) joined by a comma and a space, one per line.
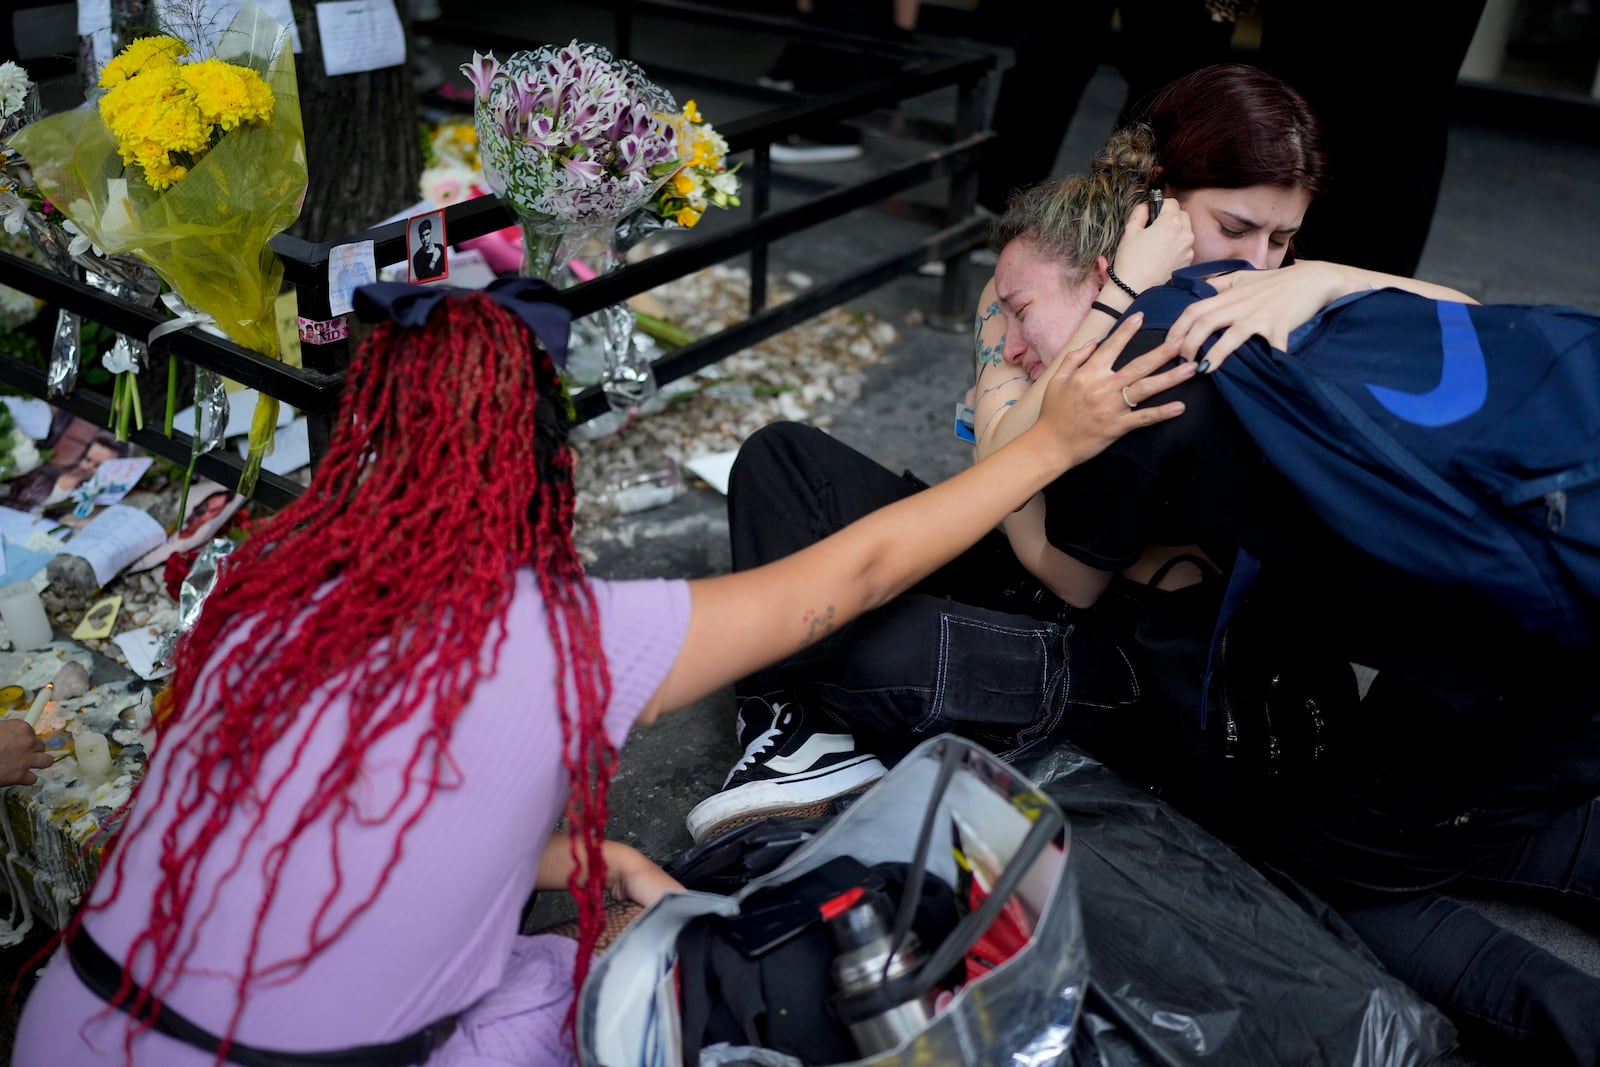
515, 212, 656, 414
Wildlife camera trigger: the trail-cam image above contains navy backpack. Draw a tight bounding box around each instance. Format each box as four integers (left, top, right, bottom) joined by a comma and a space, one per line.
1129, 261, 1600, 652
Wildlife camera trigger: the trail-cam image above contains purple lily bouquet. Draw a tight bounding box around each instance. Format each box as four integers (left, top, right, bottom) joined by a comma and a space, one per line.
461, 41, 683, 406
462, 42, 681, 277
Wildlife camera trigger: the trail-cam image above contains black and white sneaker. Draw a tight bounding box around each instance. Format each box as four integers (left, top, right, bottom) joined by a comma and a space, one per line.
685, 698, 885, 843
770, 130, 865, 165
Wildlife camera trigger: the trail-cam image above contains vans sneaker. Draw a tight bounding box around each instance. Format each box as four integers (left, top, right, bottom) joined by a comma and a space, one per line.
686, 697, 885, 843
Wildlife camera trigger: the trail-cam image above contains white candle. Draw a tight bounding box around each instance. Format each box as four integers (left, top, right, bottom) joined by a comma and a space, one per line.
23, 684, 52, 728
74, 731, 113, 782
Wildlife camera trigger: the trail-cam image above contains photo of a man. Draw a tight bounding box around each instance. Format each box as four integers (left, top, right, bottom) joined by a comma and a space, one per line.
408, 210, 448, 282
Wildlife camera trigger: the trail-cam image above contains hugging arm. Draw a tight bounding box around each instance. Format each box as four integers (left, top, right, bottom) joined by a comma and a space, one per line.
537, 833, 684, 908
1169, 260, 1481, 366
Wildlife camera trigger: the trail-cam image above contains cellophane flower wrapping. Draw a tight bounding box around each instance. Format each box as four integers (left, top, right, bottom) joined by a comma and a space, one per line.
8, 2, 307, 494
468, 41, 680, 247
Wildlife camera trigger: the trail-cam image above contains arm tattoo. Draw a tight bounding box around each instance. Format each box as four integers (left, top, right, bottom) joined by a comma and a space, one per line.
979, 374, 1028, 400
974, 300, 1005, 369
978, 398, 1017, 440
800, 604, 839, 647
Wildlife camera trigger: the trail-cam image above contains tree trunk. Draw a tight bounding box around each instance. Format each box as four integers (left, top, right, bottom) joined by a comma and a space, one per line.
289, 11, 424, 243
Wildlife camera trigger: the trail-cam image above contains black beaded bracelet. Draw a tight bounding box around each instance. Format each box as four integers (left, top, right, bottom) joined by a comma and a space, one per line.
1090, 301, 1124, 319
1105, 264, 1139, 300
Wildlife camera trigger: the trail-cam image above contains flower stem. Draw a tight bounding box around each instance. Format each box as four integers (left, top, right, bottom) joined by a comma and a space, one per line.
174, 393, 200, 535
165, 355, 177, 437
129, 374, 143, 432
633, 310, 696, 349
113, 375, 128, 441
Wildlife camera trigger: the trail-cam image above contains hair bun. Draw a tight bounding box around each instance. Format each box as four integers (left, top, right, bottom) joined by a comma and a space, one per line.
1096, 124, 1157, 181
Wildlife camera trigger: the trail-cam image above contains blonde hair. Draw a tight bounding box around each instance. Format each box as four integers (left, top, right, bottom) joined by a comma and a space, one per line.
987, 126, 1156, 285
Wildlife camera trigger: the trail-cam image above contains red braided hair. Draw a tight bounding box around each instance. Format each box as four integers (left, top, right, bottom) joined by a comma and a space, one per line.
77, 293, 616, 1059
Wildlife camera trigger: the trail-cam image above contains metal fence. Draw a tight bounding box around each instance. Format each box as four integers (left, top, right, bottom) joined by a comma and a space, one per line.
0, 0, 999, 506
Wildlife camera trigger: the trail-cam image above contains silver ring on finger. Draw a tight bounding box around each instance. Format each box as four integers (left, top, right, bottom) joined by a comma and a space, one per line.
1121, 385, 1138, 410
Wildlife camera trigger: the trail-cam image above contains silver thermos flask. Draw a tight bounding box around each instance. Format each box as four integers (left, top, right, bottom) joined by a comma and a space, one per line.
822, 886, 937, 1055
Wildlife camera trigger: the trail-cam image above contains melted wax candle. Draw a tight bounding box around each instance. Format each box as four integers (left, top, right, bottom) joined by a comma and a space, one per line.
74, 731, 113, 782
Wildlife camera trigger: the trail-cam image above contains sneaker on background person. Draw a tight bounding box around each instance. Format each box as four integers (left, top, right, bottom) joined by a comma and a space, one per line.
685, 696, 886, 843
770, 126, 866, 165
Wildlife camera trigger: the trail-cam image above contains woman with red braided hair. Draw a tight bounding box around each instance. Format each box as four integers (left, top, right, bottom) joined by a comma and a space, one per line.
14, 279, 1192, 1066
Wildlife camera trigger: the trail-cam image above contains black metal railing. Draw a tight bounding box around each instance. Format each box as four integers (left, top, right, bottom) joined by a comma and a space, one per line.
0, 0, 999, 503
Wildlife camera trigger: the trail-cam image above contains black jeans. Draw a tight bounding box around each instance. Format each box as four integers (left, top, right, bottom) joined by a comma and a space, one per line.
728, 422, 1148, 764
729, 424, 1600, 1062
1339, 798, 1600, 1067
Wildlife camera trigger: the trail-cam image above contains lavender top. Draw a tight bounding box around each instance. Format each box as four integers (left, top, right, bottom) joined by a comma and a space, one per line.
17, 575, 691, 1066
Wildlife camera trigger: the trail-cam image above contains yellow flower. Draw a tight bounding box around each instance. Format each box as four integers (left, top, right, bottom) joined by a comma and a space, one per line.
140, 157, 189, 192
180, 59, 274, 131
674, 205, 702, 227
682, 99, 702, 124
98, 36, 189, 88
671, 170, 696, 197
100, 70, 207, 165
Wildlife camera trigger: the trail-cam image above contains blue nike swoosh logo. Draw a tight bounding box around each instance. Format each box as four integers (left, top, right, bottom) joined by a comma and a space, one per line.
1366, 302, 1487, 427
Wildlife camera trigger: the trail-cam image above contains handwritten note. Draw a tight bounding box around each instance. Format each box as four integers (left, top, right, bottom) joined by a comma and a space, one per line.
62, 506, 167, 588
72, 457, 155, 516
316, 0, 406, 77
238, 415, 311, 476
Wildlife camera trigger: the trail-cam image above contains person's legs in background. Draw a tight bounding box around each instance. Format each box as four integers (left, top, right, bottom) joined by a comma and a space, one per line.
1257, 647, 1600, 1064
1340, 801, 1600, 1065
1112, 0, 1238, 123
764, 0, 920, 163
972, 0, 1112, 215
971, 0, 1236, 216
1254, 0, 1490, 276
1339, 891, 1600, 1066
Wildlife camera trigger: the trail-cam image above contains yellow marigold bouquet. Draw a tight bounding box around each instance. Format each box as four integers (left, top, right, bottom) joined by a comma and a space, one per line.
9, 2, 306, 495
651, 100, 740, 228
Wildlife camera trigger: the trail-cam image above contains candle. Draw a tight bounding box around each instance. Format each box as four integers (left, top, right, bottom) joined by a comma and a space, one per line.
23, 683, 52, 728
0, 580, 53, 651
74, 731, 113, 782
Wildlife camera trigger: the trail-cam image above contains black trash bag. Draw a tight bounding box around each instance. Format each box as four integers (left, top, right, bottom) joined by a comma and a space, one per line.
1014, 743, 1456, 1067
668, 745, 1453, 1067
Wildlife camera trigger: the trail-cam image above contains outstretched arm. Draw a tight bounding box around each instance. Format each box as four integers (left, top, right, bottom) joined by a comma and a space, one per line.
1167, 259, 1481, 366
537, 833, 684, 908
642, 314, 1195, 721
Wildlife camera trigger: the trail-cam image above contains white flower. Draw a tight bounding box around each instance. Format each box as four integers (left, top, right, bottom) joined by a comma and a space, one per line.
0, 189, 27, 235
101, 339, 137, 375
5, 429, 41, 478
708, 172, 739, 198
61, 218, 103, 258
0, 62, 30, 120
0, 282, 40, 329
